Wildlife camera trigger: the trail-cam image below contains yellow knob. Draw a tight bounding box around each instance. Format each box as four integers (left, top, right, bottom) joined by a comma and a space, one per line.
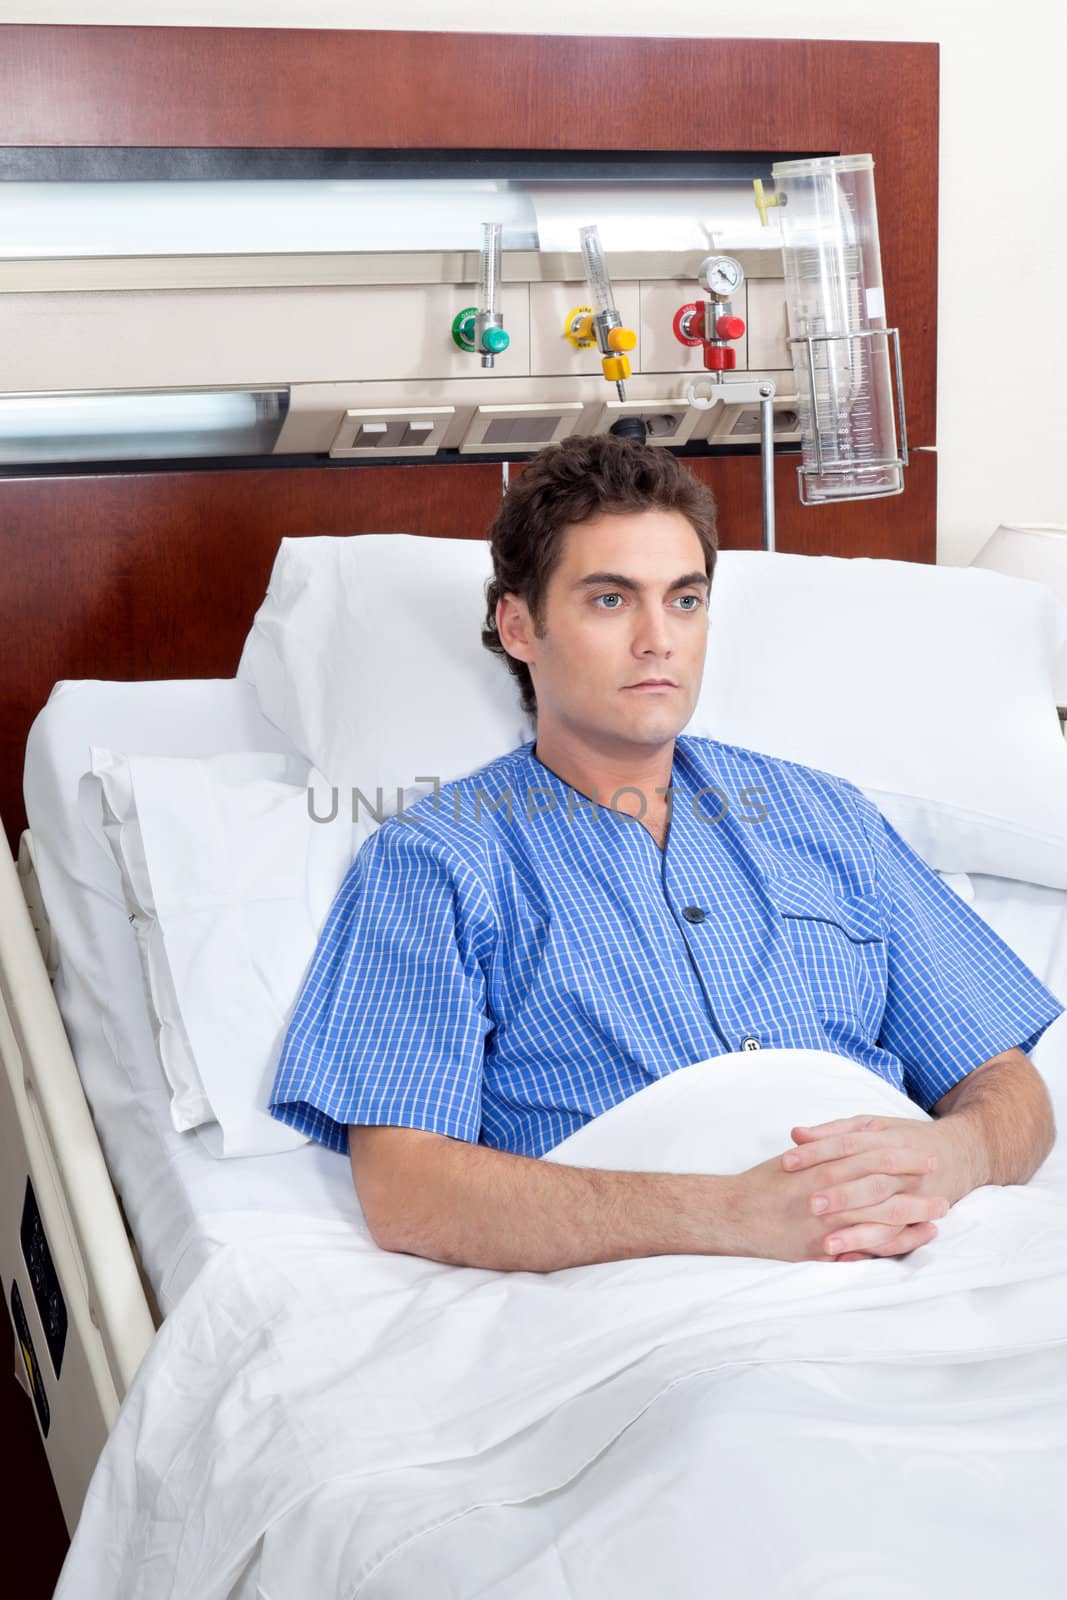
602, 354, 631, 383
564, 306, 596, 348
753, 178, 783, 229
607, 326, 637, 353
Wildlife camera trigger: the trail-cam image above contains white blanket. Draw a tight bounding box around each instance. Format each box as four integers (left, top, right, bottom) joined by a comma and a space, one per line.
57, 1050, 1067, 1599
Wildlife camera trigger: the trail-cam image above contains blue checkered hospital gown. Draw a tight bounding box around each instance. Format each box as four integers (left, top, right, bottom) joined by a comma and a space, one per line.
270, 736, 1064, 1158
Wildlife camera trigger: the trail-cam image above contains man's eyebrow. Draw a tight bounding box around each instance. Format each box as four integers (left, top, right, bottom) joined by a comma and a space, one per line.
572, 570, 710, 594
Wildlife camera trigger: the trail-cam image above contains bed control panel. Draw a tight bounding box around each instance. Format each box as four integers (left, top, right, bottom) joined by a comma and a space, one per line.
20, 1178, 67, 1379
9, 1279, 50, 1437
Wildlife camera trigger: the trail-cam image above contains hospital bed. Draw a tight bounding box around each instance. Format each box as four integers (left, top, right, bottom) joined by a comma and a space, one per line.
3, 529, 1067, 1596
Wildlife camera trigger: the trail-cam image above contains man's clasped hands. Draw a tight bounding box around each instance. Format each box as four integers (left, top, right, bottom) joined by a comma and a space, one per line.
739, 1113, 982, 1263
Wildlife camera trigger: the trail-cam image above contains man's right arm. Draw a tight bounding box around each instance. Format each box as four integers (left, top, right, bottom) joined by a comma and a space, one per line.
349, 1125, 945, 1271
350, 1125, 743, 1270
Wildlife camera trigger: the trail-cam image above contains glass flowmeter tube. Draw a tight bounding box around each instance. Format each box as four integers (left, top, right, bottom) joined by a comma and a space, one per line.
579, 224, 614, 318
479, 221, 500, 319
771, 154, 906, 503
577, 224, 636, 400
475, 221, 509, 368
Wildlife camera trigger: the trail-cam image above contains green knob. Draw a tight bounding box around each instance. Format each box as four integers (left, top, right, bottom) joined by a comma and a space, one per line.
482, 327, 510, 355
451, 308, 477, 351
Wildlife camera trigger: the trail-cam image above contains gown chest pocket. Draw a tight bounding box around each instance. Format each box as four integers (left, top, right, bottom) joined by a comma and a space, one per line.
764, 871, 888, 1038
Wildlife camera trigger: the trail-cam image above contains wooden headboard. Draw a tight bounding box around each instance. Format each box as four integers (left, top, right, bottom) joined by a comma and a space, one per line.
0, 27, 938, 852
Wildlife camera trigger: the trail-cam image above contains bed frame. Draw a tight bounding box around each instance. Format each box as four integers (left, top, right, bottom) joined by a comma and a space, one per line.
0, 22, 940, 1535
0, 831, 156, 1533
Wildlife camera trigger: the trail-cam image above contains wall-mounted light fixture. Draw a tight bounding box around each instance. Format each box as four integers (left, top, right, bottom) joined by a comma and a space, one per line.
0, 389, 289, 465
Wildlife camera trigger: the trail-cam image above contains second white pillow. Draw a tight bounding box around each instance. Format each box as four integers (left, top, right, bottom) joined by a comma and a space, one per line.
90, 748, 359, 1157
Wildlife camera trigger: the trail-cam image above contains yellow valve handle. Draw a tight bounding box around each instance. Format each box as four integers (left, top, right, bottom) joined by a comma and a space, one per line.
606, 327, 637, 353
753, 178, 784, 228
601, 354, 631, 383
564, 306, 596, 349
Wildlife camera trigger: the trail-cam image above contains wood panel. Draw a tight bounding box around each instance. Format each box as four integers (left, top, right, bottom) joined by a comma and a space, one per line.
689, 449, 937, 559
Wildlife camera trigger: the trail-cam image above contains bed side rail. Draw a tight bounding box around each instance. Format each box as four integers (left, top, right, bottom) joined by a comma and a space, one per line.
0, 825, 156, 1532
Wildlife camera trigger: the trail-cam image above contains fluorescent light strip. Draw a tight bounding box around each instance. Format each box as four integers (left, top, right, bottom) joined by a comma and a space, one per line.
0, 390, 287, 463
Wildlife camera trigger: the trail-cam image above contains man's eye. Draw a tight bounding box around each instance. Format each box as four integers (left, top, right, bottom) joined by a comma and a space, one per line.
593, 593, 623, 609
675, 595, 702, 611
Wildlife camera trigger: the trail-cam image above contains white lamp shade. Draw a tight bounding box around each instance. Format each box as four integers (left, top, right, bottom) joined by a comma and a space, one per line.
971, 525, 1067, 703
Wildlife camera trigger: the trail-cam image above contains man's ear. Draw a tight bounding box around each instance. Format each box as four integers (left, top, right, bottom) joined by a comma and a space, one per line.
496, 593, 536, 665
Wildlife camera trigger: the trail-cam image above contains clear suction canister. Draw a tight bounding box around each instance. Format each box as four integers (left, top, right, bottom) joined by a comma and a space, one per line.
771, 154, 907, 503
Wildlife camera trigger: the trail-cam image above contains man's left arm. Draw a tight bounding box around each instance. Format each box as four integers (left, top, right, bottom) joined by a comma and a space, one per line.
782, 1050, 1057, 1260
927, 1046, 1056, 1196
779, 804, 1064, 1257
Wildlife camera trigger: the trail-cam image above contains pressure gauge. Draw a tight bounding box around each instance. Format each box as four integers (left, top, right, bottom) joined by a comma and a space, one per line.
698, 255, 744, 299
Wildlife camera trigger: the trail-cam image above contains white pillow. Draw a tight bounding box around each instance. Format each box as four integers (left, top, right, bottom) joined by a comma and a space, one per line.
237, 534, 533, 803
690, 552, 1067, 887
89, 748, 357, 1157
971, 523, 1067, 703
238, 538, 1067, 888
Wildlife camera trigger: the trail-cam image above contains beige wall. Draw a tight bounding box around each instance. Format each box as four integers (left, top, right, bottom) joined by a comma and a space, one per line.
2, 1, 1064, 565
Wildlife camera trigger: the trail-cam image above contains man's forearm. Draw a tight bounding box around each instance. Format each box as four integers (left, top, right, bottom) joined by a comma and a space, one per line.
372, 1138, 744, 1273
932, 1050, 1057, 1193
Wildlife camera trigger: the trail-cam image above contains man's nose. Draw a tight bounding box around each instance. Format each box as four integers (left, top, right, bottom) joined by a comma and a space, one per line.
632, 603, 672, 656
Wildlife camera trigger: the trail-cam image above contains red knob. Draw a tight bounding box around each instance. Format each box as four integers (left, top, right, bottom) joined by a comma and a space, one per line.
672, 303, 705, 346
703, 345, 737, 372
715, 315, 746, 341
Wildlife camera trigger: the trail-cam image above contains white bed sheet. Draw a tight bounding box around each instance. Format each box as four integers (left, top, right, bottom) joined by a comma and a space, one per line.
23, 679, 1067, 1317
57, 1048, 1067, 1600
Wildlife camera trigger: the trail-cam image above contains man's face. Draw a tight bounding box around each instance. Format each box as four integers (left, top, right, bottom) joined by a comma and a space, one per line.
499, 508, 711, 754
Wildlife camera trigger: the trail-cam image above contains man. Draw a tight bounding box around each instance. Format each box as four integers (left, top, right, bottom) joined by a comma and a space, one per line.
270, 434, 1061, 1270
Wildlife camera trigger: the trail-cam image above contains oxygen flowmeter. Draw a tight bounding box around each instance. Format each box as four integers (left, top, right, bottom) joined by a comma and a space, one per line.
673, 254, 746, 374
452, 222, 511, 368
562, 224, 637, 400
678, 250, 778, 551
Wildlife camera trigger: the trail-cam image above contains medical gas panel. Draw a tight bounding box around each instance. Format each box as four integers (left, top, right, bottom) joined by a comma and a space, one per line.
0, 164, 809, 462
0, 249, 801, 458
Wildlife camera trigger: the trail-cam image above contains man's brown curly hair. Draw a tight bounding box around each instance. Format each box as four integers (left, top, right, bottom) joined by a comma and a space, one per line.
481, 433, 718, 717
